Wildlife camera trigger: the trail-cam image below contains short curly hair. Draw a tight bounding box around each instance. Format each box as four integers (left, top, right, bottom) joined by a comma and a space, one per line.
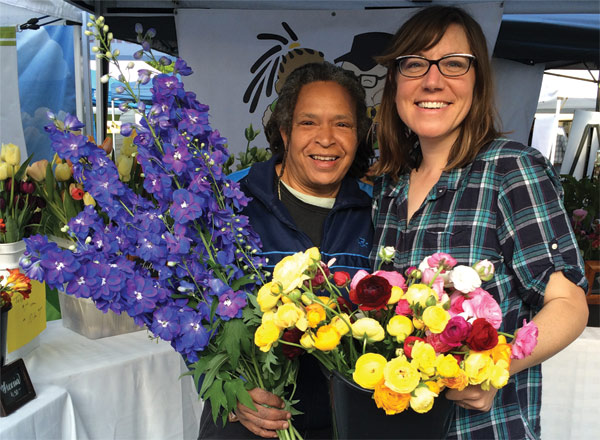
264, 62, 373, 178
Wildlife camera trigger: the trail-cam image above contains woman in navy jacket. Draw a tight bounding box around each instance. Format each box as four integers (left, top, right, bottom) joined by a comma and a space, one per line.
198, 62, 374, 439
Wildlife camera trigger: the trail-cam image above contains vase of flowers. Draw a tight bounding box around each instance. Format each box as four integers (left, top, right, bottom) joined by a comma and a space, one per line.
327, 369, 453, 439
0, 267, 32, 365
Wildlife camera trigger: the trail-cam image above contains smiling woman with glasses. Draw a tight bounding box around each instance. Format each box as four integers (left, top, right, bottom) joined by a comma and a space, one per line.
369, 5, 589, 440
395, 53, 476, 78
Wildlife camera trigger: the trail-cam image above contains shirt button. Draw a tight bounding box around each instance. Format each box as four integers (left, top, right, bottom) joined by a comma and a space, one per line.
551, 243, 558, 250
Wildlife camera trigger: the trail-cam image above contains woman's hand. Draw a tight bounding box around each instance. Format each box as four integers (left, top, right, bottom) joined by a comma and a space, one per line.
234, 387, 291, 438
445, 384, 498, 412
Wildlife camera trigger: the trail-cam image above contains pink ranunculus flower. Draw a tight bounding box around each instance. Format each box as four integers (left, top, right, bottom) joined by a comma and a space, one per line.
439, 315, 472, 347
373, 270, 408, 291
421, 268, 445, 300
395, 298, 412, 316
426, 331, 453, 353
427, 252, 457, 270
461, 288, 503, 329
511, 319, 539, 359
449, 291, 467, 316
350, 269, 369, 290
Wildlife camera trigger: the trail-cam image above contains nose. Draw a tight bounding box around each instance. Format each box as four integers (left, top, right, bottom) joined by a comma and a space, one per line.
421, 63, 444, 90
315, 125, 334, 147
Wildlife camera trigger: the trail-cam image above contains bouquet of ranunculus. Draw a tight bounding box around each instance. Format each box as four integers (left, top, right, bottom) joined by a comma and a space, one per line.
0, 268, 32, 309
255, 246, 539, 415
18, 15, 300, 438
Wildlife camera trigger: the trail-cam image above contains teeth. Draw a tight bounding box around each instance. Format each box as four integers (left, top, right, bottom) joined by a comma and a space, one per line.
417, 101, 448, 109
311, 155, 337, 161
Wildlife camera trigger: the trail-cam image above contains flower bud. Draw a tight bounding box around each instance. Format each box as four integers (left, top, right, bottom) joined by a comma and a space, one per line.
84, 30, 92, 36
107, 32, 113, 41
473, 259, 495, 282
378, 246, 396, 263
92, 46, 99, 53
83, 192, 96, 206
105, 51, 113, 59
54, 163, 72, 181
100, 74, 110, 84
103, 25, 109, 33
113, 49, 120, 57
127, 61, 135, 69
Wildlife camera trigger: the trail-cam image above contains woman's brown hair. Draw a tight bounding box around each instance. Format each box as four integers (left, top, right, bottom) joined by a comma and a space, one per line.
371, 6, 500, 178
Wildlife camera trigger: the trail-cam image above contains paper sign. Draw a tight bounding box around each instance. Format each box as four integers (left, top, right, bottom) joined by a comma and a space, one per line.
7, 280, 46, 352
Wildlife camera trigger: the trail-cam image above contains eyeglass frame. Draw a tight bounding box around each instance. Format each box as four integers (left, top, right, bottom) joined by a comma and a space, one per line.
394, 53, 476, 78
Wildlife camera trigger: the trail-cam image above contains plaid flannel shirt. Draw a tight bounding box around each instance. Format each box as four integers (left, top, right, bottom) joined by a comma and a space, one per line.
371, 138, 587, 439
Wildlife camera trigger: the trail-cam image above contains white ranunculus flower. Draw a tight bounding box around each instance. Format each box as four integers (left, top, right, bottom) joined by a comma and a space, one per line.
449, 265, 482, 293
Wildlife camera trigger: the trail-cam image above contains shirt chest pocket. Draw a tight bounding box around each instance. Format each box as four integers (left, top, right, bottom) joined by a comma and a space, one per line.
422, 227, 471, 250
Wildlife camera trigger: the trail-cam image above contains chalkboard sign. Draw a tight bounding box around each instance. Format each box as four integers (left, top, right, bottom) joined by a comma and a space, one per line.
0, 358, 36, 417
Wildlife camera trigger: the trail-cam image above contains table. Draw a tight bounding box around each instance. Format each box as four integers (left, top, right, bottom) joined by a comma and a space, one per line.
540, 326, 600, 439
0, 320, 202, 440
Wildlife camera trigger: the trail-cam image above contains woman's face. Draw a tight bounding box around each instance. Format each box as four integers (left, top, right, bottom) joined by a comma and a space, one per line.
394, 24, 476, 149
280, 81, 358, 198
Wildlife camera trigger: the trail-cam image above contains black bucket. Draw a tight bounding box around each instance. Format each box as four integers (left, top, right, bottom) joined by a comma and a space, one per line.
328, 370, 454, 439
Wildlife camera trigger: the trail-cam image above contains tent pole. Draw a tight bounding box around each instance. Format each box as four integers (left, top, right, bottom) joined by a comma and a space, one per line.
73, 24, 84, 127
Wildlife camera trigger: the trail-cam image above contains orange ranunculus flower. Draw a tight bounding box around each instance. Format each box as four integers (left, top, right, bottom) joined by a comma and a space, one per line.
317, 295, 335, 308
488, 335, 512, 366
373, 381, 411, 415
313, 324, 341, 351
305, 302, 326, 328
441, 369, 469, 391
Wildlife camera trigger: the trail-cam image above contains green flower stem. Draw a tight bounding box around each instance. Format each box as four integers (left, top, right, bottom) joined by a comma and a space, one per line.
498, 331, 515, 339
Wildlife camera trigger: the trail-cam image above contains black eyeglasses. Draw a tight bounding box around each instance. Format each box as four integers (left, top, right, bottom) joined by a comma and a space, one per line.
395, 54, 476, 78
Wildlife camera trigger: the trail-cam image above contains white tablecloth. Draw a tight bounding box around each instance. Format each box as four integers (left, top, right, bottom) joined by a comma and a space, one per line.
541, 326, 600, 440
1, 320, 202, 440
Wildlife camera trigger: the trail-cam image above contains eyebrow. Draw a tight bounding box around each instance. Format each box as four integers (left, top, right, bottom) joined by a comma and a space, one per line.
295, 112, 354, 121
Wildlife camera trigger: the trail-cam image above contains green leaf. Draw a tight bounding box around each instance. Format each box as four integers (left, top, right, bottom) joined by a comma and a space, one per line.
204, 378, 227, 423
4, 216, 19, 242
198, 352, 229, 397
230, 274, 256, 291
44, 162, 57, 198
63, 192, 81, 221
217, 318, 252, 367
14, 153, 35, 182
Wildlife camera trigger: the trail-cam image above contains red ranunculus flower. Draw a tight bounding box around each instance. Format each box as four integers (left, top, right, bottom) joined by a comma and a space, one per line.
465, 318, 498, 351
281, 328, 305, 360
333, 271, 351, 287
403, 336, 426, 358
349, 275, 391, 311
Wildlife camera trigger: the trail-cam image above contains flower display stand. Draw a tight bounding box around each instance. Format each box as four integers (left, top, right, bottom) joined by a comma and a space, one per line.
327, 370, 454, 439
57, 291, 144, 339
0, 241, 42, 362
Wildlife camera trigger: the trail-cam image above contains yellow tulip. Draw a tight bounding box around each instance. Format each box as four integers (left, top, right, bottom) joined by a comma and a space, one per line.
27, 159, 49, 182
2, 143, 21, 166
0, 162, 8, 181
55, 162, 72, 181
117, 154, 133, 176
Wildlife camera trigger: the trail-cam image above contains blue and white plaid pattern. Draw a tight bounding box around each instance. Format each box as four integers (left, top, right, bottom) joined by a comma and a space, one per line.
371, 139, 587, 439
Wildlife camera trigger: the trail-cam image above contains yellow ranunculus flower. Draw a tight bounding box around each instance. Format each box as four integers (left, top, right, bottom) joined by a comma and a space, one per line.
274, 303, 305, 329
489, 335, 512, 365
83, 192, 96, 206
331, 313, 352, 336
257, 281, 281, 312
412, 317, 424, 330
410, 340, 437, 376
55, 162, 72, 181
313, 324, 341, 351
352, 317, 385, 343
388, 286, 404, 305
409, 385, 438, 413
27, 159, 48, 182
386, 315, 413, 343
353, 353, 387, 390
261, 310, 275, 324
317, 295, 335, 307
0, 162, 8, 181
300, 331, 315, 350
464, 352, 494, 385
305, 302, 326, 328
2, 143, 21, 166
306, 246, 321, 263
404, 284, 435, 307
373, 381, 411, 415
383, 356, 420, 394
487, 359, 510, 390
272, 250, 312, 293
254, 321, 281, 352
422, 305, 450, 334
436, 354, 461, 378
